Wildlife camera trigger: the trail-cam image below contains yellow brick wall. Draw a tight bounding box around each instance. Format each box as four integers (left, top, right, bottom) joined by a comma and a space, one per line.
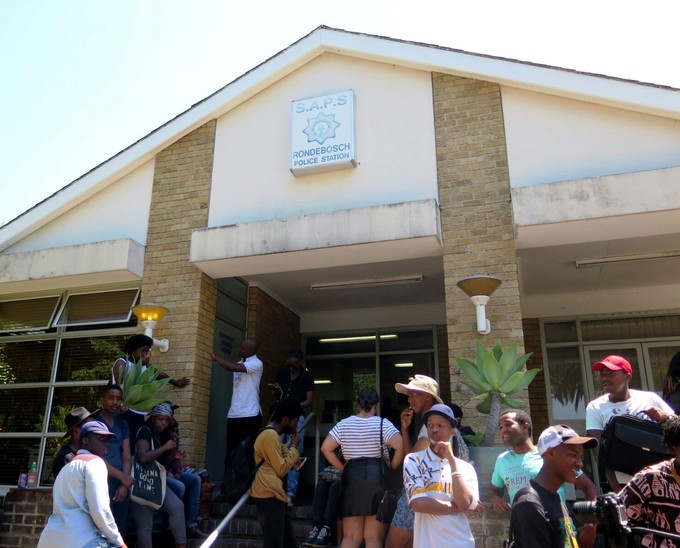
433, 73, 528, 440
139, 120, 218, 465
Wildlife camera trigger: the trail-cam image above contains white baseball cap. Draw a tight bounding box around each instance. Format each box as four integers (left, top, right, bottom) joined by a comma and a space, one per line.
537, 424, 597, 456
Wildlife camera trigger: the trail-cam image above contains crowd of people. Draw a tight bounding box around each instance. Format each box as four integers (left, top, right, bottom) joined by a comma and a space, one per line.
37, 334, 680, 548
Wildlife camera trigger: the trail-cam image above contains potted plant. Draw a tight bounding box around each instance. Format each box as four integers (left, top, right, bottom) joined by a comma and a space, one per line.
116, 360, 175, 412
457, 340, 538, 447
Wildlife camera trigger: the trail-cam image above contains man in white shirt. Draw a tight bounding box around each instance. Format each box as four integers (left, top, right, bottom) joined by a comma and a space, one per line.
38, 420, 126, 548
213, 338, 263, 495
586, 354, 675, 489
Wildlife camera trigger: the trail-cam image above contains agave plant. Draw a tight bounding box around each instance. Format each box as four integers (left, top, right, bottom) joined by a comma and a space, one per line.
457, 340, 539, 446
115, 360, 174, 412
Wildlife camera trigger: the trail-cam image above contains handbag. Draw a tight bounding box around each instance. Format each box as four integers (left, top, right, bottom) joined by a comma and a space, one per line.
376, 418, 401, 524
130, 426, 167, 509
600, 414, 672, 476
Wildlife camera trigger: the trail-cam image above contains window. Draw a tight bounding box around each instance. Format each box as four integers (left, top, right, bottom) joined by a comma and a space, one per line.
0, 288, 138, 487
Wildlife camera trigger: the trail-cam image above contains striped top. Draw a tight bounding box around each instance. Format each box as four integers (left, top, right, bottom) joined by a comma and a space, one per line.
328, 415, 399, 460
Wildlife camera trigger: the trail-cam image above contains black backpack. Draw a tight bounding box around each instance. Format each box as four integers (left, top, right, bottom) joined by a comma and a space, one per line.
222, 426, 274, 505
600, 414, 671, 478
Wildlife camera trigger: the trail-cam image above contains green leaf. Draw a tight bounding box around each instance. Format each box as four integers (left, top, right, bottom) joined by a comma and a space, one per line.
506, 368, 541, 394
499, 371, 526, 393
476, 394, 492, 414
501, 395, 525, 408
481, 351, 501, 389
475, 340, 487, 372
491, 340, 503, 362
456, 358, 492, 391
460, 381, 490, 396
498, 343, 521, 385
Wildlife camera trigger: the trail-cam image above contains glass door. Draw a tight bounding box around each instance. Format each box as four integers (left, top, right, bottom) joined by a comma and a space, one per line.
642, 343, 680, 396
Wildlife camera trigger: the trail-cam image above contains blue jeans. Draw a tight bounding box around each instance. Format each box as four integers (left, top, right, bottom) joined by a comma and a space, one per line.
312, 480, 341, 528
281, 414, 305, 498
167, 471, 202, 528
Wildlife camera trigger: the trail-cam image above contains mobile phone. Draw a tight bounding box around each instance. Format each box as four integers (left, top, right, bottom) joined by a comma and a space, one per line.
294, 457, 307, 471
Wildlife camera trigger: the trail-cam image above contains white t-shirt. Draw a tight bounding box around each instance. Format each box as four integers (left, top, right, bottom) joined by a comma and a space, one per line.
404, 447, 479, 548
585, 389, 674, 431
227, 354, 263, 418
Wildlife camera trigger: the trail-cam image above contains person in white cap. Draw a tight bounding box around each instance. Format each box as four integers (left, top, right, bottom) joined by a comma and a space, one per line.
403, 403, 478, 548
38, 420, 126, 548
509, 424, 597, 548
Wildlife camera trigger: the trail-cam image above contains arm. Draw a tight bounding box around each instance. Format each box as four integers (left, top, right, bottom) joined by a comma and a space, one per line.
258, 430, 300, 477
212, 353, 247, 373
387, 432, 404, 469
156, 370, 191, 387
320, 435, 344, 472
410, 497, 461, 515
112, 358, 127, 384
300, 390, 313, 409
574, 473, 598, 548
135, 434, 176, 464
399, 408, 415, 454
488, 484, 511, 514
85, 458, 126, 547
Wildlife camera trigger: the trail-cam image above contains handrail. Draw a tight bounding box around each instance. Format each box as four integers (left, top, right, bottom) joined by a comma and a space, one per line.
201, 412, 320, 547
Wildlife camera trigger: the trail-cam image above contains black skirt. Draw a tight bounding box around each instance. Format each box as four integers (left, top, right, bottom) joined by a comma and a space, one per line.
341, 457, 383, 517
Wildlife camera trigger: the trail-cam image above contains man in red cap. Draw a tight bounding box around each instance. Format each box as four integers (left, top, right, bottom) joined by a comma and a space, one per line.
586, 354, 675, 488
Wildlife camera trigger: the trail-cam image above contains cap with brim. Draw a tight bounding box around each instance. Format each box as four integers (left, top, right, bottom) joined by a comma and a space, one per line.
63, 407, 100, 439
423, 403, 458, 428
592, 355, 633, 375
395, 374, 443, 404
80, 420, 117, 438
537, 424, 598, 456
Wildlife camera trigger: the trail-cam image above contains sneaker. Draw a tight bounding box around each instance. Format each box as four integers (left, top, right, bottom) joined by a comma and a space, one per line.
304, 526, 320, 545
310, 525, 331, 547
287, 495, 295, 508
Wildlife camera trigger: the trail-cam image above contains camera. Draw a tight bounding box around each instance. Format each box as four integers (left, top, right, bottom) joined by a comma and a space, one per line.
572, 493, 630, 548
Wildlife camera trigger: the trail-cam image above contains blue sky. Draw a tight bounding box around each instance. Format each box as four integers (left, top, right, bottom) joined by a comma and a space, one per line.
1, 0, 678, 226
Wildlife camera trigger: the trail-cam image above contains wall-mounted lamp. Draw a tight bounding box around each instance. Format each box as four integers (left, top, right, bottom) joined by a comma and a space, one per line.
456, 275, 502, 335
131, 302, 170, 353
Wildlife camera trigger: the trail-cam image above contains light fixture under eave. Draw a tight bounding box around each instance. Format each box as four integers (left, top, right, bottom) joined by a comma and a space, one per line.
310, 274, 423, 291
575, 250, 680, 269
131, 303, 170, 353
319, 334, 398, 343
456, 275, 502, 335
314, 379, 332, 385
394, 362, 414, 368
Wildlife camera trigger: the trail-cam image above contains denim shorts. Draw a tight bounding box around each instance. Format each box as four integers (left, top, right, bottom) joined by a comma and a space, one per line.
390, 490, 414, 531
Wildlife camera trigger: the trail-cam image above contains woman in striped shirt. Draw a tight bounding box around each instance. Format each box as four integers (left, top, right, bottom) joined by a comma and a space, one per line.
321, 388, 404, 548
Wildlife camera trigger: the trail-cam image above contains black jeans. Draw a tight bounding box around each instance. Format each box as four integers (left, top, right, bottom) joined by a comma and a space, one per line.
253, 497, 298, 548
222, 414, 262, 492
312, 480, 341, 528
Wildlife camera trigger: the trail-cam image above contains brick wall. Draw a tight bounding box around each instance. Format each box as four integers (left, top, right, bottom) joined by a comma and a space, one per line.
139, 120, 218, 465
0, 489, 51, 547
436, 325, 452, 403
246, 286, 301, 416
523, 318, 549, 437
432, 73, 528, 441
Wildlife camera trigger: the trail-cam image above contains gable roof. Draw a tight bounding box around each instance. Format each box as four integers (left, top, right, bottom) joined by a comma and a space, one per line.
2, 25, 679, 252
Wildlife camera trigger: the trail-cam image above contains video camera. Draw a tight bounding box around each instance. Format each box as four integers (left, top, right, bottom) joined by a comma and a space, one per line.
573, 493, 630, 548
573, 493, 680, 548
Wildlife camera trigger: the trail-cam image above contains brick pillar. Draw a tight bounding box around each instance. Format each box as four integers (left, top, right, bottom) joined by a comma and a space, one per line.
433, 74, 527, 438
246, 286, 301, 416
0, 489, 52, 547
523, 318, 549, 438
140, 120, 218, 465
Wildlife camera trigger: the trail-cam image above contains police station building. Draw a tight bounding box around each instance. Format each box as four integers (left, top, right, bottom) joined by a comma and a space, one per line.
1, 26, 680, 490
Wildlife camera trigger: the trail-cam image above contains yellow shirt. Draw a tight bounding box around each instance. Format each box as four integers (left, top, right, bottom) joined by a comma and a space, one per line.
249, 427, 300, 502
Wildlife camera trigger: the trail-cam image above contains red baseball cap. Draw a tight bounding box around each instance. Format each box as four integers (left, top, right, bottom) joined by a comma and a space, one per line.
592, 355, 633, 375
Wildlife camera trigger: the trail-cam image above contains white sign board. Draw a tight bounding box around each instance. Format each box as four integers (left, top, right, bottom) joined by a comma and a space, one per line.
290, 90, 356, 176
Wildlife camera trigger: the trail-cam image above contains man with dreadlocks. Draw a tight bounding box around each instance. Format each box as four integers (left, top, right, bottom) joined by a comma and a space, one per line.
619, 415, 680, 546
663, 352, 680, 414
